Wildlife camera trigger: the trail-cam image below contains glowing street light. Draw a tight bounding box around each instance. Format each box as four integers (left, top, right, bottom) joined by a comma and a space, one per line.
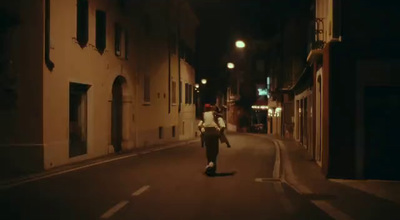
201, 79, 207, 85
235, 40, 245, 48
195, 83, 199, 89
227, 62, 235, 69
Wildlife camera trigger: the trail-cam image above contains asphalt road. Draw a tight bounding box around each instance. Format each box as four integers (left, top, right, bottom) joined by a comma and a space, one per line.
0, 133, 332, 220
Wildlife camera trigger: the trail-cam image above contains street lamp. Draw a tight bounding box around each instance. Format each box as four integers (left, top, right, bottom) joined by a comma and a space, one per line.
201, 79, 207, 84
227, 62, 235, 69
195, 83, 199, 89
235, 40, 245, 48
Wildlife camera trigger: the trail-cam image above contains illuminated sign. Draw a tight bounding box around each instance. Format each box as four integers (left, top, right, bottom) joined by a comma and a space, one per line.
258, 88, 268, 96
252, 105, 268, 110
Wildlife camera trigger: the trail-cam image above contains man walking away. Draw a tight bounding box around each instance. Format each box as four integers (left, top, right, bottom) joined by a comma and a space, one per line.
198, 104, 228, 176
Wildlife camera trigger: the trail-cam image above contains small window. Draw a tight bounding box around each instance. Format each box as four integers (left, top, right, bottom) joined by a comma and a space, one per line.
159, 127, 163, 139
172, 81, 177, 104
96, 10, 106, 54
76, 0, 88, 48
144, 75, 150, 103
115, 23, 122, 56
172, 126, 176, 137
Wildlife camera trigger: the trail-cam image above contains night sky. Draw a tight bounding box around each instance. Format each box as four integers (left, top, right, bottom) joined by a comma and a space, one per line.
188, 0, 311, 102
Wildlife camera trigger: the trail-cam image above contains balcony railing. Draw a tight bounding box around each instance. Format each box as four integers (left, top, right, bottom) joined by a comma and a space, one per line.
307, 18, 325, 57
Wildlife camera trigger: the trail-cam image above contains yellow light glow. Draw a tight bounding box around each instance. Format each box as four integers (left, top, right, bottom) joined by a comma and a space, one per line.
195, 84, 199, 89
227, 62, 235, 69
201, 79, 207, 84
252, 105, 268, 110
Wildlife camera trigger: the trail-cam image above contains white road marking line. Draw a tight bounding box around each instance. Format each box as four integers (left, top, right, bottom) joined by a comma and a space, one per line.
273, 140, 281, 179
255, 178, 280, 182
0, 154, 139, 189
132, 185, 150, 196
276, 140, 354, 220
271, 141, 294, 213
100, 200, 129, 219
1, 140, 201, 189
274, 182, 295, 213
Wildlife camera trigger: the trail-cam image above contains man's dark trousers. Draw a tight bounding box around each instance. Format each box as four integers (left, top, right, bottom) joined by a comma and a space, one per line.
204, 127, 220, 175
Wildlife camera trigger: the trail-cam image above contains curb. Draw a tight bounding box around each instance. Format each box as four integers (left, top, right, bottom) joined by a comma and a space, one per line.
0, 139, 200, 190
246, 133, 354, 220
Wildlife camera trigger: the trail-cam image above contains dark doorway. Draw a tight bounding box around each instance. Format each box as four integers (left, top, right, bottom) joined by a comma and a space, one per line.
69, 83, 90, 157
112, 76, 125, 153
365, 86, 400, 180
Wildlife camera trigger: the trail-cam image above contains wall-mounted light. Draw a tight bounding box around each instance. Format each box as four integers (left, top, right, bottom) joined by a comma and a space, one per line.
195, 84, 199, 89
201, 79, 207, 84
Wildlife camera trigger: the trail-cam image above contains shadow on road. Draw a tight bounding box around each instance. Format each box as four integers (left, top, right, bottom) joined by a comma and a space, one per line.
207, 171, 237, 177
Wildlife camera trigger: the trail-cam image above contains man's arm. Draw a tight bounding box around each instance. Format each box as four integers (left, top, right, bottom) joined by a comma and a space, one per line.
198, 120, 205, 133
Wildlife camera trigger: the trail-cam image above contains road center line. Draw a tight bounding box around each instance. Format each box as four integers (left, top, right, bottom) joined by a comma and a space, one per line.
132, 185, 150, 196
100, 200, 129, 219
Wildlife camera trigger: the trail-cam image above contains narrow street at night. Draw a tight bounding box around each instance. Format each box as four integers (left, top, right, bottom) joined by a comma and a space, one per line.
2, 0, 400, 219
1, 134, 333, 220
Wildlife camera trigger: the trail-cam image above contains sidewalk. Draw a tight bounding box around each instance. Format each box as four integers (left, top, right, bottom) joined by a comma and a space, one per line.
273, 136, 400, 220
0, 138, 200, 189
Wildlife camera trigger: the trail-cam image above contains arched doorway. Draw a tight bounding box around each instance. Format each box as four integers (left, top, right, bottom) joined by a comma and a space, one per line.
111, 76, 126, 153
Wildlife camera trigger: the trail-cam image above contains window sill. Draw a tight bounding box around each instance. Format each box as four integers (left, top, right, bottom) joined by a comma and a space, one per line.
143, 102, 151, 106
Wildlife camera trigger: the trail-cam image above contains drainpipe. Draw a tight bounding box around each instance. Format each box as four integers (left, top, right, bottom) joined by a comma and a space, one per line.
177, 2, 181, 113
167, 1, 171, 114
45, 0, 54, 71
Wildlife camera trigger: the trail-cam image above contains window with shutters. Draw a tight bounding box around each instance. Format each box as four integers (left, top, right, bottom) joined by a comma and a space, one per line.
96, 10, 106, 54
76, 0, 88, 48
